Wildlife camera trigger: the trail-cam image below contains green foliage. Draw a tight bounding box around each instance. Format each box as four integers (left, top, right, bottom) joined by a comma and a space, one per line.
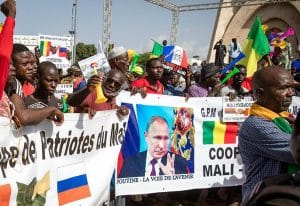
75, 42, 97, 63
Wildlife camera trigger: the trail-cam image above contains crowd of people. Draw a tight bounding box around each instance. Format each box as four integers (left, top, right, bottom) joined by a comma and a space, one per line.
1, 0, 300, 205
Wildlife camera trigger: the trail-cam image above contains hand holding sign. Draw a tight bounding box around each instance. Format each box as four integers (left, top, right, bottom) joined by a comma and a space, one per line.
78, 52, 111, 104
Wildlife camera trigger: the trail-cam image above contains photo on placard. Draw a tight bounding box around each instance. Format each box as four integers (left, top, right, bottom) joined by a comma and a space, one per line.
117, 104, 194, 178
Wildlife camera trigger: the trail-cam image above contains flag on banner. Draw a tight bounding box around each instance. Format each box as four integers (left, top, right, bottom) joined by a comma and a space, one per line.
117, 103, 140, 176
57, 162, 91, 205
203, 121, 238, 144
39, 40, 51, 56
0, 184, 11, 206
151, 41, 163, 57
163, 45, 189, 68
240, 16, 270, 77
59, 47, 68, 58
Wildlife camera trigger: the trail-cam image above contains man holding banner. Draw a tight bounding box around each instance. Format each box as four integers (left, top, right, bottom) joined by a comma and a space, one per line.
119, 116, 189, 178
239, 66, 297, 202
67, 69, 128, 117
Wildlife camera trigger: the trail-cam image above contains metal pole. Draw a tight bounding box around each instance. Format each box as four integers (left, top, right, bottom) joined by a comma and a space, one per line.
103, 0, 112, 55
71, 0, 78, 64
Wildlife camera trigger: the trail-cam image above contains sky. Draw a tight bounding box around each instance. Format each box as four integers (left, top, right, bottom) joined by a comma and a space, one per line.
6, 0, 218, 60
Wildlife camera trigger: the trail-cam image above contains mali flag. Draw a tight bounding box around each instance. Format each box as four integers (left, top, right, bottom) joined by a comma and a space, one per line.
39, 41, 51, 56
240, 16, 270, 77
203, 121, 238, 145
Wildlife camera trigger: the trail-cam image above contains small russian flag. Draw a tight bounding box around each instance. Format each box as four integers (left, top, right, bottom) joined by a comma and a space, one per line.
0, 184, 11, 206
57, 162, 91, 205
163, 45, 189, 68
59, 47, 68, 58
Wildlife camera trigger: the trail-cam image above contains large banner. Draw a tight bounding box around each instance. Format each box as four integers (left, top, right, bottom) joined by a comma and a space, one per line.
115, 92, 300, 196
39, 34, 72, 70
0, 110, 129, 206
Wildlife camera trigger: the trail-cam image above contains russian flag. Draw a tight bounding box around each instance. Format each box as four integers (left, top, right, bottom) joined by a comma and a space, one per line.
0, 184, 11, 206
59, 47, 68, 58
163, 45, 189, 68
57, 162, 91, 205
117, 103, 140, 177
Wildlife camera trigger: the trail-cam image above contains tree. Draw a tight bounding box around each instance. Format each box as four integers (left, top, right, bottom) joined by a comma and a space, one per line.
75, 42, 97, 63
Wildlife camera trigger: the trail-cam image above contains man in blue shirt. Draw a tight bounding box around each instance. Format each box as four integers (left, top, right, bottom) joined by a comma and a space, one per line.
239, 65, 296, 202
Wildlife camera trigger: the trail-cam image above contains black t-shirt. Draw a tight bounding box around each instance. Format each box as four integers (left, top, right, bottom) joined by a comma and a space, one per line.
24, 94, 62, 110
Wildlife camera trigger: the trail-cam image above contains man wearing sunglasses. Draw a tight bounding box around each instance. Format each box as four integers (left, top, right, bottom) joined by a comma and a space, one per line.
67, 69, 128, 118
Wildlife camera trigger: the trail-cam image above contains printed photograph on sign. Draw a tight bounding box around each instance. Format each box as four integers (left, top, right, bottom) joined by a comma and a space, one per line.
78, 53, 111, 80
38, 34, 71, 70
222, 96, 254, 122
118, 104, 194, 178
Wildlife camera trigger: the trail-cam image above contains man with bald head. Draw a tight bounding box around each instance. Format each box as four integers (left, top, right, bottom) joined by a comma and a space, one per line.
24, 61, 61, 109
239, 65, 297, 202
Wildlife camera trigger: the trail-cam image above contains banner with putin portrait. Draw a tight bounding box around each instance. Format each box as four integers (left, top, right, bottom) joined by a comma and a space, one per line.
115, 91, 300, 196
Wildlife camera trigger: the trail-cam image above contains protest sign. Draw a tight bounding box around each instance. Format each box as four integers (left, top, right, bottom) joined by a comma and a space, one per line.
78, 53, 111, 80
38, 34, 71, 70
115, 92, 300, 196
0, 110, 129, 206
222, 96, 254, 122
54, 84, 73, 99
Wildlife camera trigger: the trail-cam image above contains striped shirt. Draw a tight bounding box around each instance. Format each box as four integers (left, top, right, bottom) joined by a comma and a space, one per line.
238, 115, 295, 201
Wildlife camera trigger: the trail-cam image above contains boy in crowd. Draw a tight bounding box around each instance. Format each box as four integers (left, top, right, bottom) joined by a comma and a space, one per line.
24, 61, 62, 110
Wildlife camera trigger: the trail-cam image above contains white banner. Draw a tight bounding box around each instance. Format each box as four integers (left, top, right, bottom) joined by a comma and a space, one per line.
54, 84, 73, 99
0, 110, 129, 206
115, 91, 300, 196
222, 96, 254, 122
39, 34, 71, 70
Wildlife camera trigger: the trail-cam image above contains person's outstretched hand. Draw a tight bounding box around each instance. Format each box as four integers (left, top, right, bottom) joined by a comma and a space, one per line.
159, 153, 175, 175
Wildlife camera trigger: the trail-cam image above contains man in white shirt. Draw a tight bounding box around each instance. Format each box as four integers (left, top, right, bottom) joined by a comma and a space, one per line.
228, 38, 242, 62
